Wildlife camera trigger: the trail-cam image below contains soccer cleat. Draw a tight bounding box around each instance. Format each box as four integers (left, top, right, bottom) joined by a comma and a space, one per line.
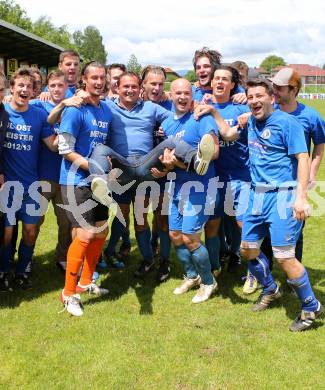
194, 133, 215, 175
76, 281, 109, 296
96, 257, 108, 270
106, 253, 125, 269
192, 280, 218, 304
243, 271, 259, 295
289, 302, 323, 332
60, 291, 84, 317
25, 260, 33, 274
134, 260, 155, 277
91, 177, 113, 207
173, 275, 201, 295
252, 285, 282, 312
14, 273, 32, 290
0, 272, 13, 292
157, 260, 171, 283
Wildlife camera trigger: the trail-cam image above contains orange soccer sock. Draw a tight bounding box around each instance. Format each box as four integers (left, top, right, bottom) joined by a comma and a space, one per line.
79, 238, 105, 287
63, 237, 89, 296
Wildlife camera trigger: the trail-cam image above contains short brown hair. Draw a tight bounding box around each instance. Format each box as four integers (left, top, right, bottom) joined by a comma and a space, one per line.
47, 70, 67, 84
246, 78, 273, 96
117, 71, 141, 87
59, 50, 80, 63
10, 68, 35, 88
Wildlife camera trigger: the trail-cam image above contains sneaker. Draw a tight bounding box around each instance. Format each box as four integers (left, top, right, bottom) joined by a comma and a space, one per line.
25, 260, 33, 274
91, 177, 113, 207
194, 134, 215, 175
14, 273, 32, 290
96, 257, 108, 270
173, 275, 201, 295
227, 253, 241, 273
134, 260, 155, 277
252, 285, 282, 312
0, 272, 13, 292
289, 302, 323, 332
243, 271, 259, 295
157, 260, 171, 283
76, 281, 109, 296
212, 268, 222, 279
60, 291, 84, 317
56, 260, 67, 273
192, 280, 218, 303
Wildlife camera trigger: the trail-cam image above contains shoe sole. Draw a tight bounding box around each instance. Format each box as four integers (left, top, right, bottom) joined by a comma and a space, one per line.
290, 304, 324, 332
192, 285, 218, 304
196, 134, 215, 175
91, 178, 113, 207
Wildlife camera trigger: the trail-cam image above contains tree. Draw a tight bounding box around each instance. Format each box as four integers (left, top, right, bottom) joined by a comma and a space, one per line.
185, 70, 196, 83
0, 0, 33, 30
260, 55, 286, 72
127, 54, 142, 75
73, 26, 107, 64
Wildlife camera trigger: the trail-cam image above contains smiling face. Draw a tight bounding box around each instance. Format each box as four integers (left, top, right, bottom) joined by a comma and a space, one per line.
142, 72, 165, 103
170, 78, 192, 115
272, 84, 296, 106
108, 67, 125, 95
82, 66, 106, 100
117, 75, 141, 109
212, 69, 234, 102
59, 55, 80, 86
48, 75, 68, 104
10, 76, 34, 111
195, 56, 213, 87
247, 85, 274, 121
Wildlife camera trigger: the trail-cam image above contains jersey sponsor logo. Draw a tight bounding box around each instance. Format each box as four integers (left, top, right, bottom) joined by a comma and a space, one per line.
7, 122, 32, 132
175, 129, 185, 138
261, 128, 271, 139
91, 119, 109, 129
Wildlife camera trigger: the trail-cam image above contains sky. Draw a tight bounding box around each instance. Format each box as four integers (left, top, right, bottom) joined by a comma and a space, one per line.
15, 0, 325, 70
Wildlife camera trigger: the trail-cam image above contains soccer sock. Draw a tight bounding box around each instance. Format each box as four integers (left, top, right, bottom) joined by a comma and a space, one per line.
64, 237, 88, 296
158, 229, 170, 262
135, 228, 153, 264
205, 235, 221, 271
191, 245, 214, 285
105, 216, 124, 256
247, 252, 277, 294
0, 243, 12, 273
16, 240, 35, 275
121, 229, 131, 248
79, 238, 105, 287
151, 229, 159, 247
287, 269, 319, 312
175, 244, 197, 279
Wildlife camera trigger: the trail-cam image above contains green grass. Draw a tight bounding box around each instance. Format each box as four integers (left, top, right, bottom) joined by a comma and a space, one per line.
0, 100, 325, 390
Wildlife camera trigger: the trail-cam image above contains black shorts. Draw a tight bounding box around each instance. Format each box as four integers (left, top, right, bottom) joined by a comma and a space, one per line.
61, 185, 109, 228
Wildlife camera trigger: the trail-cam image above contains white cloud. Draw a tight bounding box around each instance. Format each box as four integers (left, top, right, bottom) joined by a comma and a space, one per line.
14, 0, 325, 69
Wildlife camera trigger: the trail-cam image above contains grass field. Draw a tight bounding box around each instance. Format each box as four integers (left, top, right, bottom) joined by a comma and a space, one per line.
0, 100, 324, 390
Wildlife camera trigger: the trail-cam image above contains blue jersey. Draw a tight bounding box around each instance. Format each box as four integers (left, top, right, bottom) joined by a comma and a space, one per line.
247, 110, 307, 188
59, 102, 112, 186
3, 104, 53, 189
286, 102, 325, 154
105, 99, 170, 157
162, 112, 217, 197
213, 101, 251, 181
30, 100, 62, 182
192, 85, 212, 103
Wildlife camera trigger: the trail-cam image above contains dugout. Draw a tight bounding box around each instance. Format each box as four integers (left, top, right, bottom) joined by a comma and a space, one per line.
0, 18, 65, 80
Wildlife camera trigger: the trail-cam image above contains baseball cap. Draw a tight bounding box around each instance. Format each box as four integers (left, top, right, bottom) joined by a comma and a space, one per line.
268, 67, 301, 89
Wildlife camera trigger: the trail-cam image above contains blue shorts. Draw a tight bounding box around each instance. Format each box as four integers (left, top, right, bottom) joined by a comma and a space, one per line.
4, 189, 42, 226
242, 188, 302, 246
210, 180, 250, 221
169, 192, 215, 234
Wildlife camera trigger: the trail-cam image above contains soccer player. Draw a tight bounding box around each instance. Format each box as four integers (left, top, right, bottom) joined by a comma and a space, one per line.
161, 78, 221, 303
0, 68, 57, 290
218, 78, 323, 331
107, 63, 126, 99
58, 61, 112, 317
269, 67, 325, 261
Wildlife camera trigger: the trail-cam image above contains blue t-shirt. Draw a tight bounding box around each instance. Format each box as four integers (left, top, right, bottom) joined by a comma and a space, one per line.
105, 99, 170, 157
59, 102, 112, 186
192, 85, 212, 103
30, 100, 62, 182
285, 102, 325, 154
213, 101, 251, 181
3, 104, 53, 189
247, 110, 307, 188
162, 112, 217, 198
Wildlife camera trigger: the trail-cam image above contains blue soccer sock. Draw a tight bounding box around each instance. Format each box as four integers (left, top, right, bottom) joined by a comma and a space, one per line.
105, 216, 125, 256
16, 240, 35, 275
121, 228, 131, 248
248, 251, 277, 294
287, 269, 319, 312
205, 235, 221, 271
191, 245, 214, 285
151, 229, 159, 247
158, 230, 170, 261
135, 228, 153, 264
175, 244, 197, 279
0, 243, 12, 273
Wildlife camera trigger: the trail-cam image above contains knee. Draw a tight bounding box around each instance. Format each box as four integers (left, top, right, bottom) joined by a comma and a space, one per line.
240, 246, 259, 261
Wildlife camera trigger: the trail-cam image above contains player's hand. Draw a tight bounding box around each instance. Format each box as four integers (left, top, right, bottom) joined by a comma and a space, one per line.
0, 174, 4, 189
39, 92, 51, 102
237, 112, 251, 128
76, 90, 91, 104
231, 92, 247, 104
161, 91, 172, 101
150, 167, 167, 178
160, 148, 176, 170
293, 198, 311, 221
201, 93, 214, 104
194, 104, 215, 120
63, 95, 84, 108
